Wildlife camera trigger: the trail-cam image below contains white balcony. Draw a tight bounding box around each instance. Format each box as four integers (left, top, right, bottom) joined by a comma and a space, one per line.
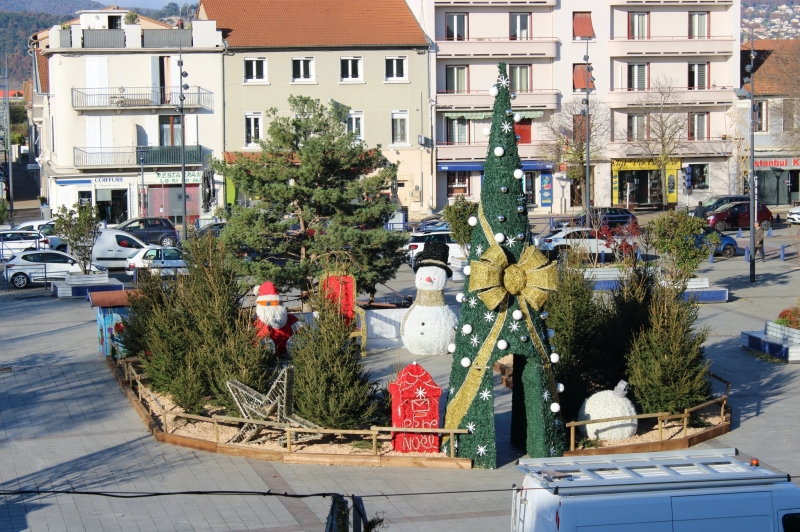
435, 0, 555, 5
608, 36, 736, 58
437, 89, 559, 110
610, 138, 733, 159
436, 38, 558, 59
437, 141, 547, 161
607, 87, 735, 108
609, 0, 733, 4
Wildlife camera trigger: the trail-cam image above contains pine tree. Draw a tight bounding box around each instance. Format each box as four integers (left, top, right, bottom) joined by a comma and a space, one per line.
443, 63, 566, 468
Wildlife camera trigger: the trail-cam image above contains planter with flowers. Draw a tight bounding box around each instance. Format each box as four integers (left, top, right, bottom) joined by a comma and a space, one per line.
741, 300, 800, 362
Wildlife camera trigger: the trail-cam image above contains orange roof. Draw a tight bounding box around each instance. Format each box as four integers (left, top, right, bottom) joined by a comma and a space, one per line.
36, 50, 50, 94
740, 40, 800, 95
198, 0, 427, 48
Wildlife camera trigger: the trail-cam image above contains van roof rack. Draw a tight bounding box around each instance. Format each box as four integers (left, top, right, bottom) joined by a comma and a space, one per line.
516, 448, 790, 496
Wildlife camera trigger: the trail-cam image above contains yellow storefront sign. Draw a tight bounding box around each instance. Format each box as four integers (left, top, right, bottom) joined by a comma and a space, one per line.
611, 159, 681, 204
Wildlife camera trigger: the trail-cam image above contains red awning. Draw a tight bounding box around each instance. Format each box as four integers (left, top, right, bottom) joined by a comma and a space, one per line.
573, 12, 595, 39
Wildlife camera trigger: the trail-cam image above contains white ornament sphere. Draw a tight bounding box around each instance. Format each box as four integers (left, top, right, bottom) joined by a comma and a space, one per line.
512, 309, 523, 321
513, 169, 524, 180
468, 216, 478, 227
447, 343, 456, 353
578, 381, 637, 440
513, 113, 522, 123
489, 85, 499, 97
550, 403, 561, 413
550, 353, 560, 364
557, 383, 565, 393
461, 357, 472, 368
482, 126, 491, 137
463, 265, 471, 276
497, 339, 508, 350
547, 329, 555, 338
494, 146, 505, 157
494, 233, 505, 243
456, 292, 465, 303
462, 324, 473, 335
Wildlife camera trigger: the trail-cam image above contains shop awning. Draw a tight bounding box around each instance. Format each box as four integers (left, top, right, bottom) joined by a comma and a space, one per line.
55, 179, 92, 185
438, 160, 553, 172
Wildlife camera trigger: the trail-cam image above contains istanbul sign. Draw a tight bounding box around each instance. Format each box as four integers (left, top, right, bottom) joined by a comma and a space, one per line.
754, 158, 800, 168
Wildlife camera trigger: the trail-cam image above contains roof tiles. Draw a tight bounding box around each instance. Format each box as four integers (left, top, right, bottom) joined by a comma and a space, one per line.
741, 40, 800, 95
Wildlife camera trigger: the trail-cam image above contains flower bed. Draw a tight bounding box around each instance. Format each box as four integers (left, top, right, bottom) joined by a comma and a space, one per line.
775, 300, 800, 331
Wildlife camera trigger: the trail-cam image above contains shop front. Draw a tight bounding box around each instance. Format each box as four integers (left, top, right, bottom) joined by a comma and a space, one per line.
436, 160, 553, 209
754, 158, 800, 206
612, 159, 680, 207
144, 171, 203, 226
51, 175, 137, 224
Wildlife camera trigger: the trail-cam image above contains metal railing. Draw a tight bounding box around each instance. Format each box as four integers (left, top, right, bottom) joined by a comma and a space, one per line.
609, 35, 735, 41
74, 145, 203, 168
83, 29, 125, 48
71, 86, 213, 110
60, 30, 72, 48
437, 89, 559, 94
142, 29, 192, 48
437, 36, 559, 42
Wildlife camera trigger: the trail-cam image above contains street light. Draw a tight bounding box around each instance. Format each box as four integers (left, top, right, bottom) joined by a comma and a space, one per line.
136, 147, 146, 217
176, 29, 189, 241
581, 38, 594, 219
734, 38, 757, 283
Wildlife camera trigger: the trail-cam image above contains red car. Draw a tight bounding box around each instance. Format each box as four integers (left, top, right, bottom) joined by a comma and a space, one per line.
706, 201, 773, 232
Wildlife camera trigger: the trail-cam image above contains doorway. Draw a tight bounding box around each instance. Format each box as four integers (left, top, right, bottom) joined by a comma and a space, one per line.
97, 189, 129, 224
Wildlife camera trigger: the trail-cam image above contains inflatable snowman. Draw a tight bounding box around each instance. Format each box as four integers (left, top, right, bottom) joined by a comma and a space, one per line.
401, 242, 458, 356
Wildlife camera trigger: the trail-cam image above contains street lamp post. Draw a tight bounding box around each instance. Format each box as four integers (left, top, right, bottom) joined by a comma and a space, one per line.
581, 38, 595, 220
136, 148, 146, 217
735, 39, 757, 283
176, 30, 189, 241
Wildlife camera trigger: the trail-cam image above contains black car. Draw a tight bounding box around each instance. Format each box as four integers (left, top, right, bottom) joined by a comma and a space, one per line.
117, 217, 180, 247
695, 195, 749, 216
195, 221, 265, 261
554, 207, 638, 229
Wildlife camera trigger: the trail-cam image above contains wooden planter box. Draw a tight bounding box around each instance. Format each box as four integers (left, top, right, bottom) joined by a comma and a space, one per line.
65, 270, 109, 285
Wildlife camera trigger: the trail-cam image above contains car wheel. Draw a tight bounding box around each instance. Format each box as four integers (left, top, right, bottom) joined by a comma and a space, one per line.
714, 221, 727, 232
11, 273, 29, 289
160, 236, 177, 247
722, 245, 735, 259
760, 220, 771, 230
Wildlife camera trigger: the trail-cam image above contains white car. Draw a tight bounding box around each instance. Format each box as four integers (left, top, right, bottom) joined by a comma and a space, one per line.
14, 219, 53, 232
0, 230, 44, 259
536, 227, 619, 259
788, 205, 800, 225
3, 249, 102, 288
125, 247, 186, 277
38, 222, 68, 252
403, 230, 463, 267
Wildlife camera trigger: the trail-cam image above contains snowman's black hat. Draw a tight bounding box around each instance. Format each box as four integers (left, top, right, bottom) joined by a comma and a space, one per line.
413, 241, 452, 278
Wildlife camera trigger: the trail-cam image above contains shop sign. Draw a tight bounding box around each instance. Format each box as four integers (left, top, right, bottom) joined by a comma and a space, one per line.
94, 176, 128, 188
540, 173, 553, 207
612, 159, 681, 171
156, 171, 203, 184
755, 158, 800, 168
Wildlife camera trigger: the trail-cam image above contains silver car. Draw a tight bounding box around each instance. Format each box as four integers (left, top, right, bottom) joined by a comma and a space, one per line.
3, 250, 102, 288
125, 247, 186, 277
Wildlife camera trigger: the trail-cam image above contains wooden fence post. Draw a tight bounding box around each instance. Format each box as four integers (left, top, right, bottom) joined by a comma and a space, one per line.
658, 417, 663, 441
683, 408, 689, 438
286, 429, 292, 453
570, 426, 575, 451
372, 433, 378, 455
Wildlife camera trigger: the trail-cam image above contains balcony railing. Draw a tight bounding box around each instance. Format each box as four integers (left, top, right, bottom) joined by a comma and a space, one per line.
143, 29, 192, 48
436, 37, 558, 58
83, 29, 125, 49
74, 145, 203, 168
71, 87, 213, 110
437, 89, 559, 109
606, 86, 735, 107
607, 35, 736, 56
59, 30, 72, 48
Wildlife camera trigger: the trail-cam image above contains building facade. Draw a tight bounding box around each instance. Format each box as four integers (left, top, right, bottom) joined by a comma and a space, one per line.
408, 0, 741, 213
30, 9, 226, 226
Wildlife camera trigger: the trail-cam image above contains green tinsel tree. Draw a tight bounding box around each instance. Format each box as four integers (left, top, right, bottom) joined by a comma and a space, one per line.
443, 63, 567, 468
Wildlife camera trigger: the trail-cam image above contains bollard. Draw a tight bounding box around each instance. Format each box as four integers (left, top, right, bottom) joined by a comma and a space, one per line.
781, 245, 786, 261
600, 251, 605, 264
636, 248, 643, 261
737, 228, 742, 238
767, 226, 773, 237
745, 247, 750, 262
709, 251, 714, 264
777, 214, 781, 224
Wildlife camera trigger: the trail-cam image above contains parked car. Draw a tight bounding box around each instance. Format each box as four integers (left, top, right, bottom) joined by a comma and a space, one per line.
698, 226, 738, 258
418, 213, 444, 231
125, 247, 186, 277
116, 217, 180, 246
3, 250, 102, 288
788, 204, 800, 225
692, 194, 749, 216
91, 230, 152, 269
706, 201, 773, 231
553, 207, 638, 229
403, 231, 462, 267
14, 219, 53, 232
38, 222, 67, 252
194, 221, 267, 261
0, 230, 43, 258
536, 227, 631, 260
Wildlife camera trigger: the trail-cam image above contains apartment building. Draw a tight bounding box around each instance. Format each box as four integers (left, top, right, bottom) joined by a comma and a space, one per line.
408, 0, 741, 212
196, 0, 434, 216
30, 8, 226, 226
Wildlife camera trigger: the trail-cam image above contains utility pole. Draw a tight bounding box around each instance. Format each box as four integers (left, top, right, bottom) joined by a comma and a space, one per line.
3, 56, 13, 225
581, 38, 595, 219
745, 39, 757, 283
176, 27, 189, 241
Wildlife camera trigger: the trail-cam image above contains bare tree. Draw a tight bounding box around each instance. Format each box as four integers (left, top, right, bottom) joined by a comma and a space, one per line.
622, 76, 690, 207
540, 97, 610, 206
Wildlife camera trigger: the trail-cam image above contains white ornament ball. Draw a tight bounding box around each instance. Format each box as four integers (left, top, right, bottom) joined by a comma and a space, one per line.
482, 127, 491, 137
462, 324, 473, 335
463, 265, 471, 276
494, 233, 505, 243
489, 85, 499, 97
494, 146, 505, 157
447, 343, 456, 353
550, 353, 560, 364
497, 339, 508, 350
550, 403, 561, 413
468, 216, 478, 227
512, 309, 523, 321
513, 169, 524, 180
557, 383, 565, 393
578, 381, 637, 441
513, 113, 522, 123
456, 292, 465, 303
547, 329, 555, 338
461, 357, 472, 368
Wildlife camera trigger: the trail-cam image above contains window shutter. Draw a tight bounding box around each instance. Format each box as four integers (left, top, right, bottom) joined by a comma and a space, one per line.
628, 65, 634, 90
698, 64, 706, 89
638, 64, 646, 90
628, 12, 632, 39
293, 60, 301, 79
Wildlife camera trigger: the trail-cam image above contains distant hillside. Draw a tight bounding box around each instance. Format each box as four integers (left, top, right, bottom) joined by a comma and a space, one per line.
0, 11, 70, 87
0, 0, 105, 16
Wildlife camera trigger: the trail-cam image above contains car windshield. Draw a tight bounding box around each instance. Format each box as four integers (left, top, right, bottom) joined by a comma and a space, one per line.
715, 202, 736, 212
701, 198, 720, 207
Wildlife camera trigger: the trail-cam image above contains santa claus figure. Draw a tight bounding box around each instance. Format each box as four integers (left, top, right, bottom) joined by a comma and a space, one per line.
254, 281, 298, 356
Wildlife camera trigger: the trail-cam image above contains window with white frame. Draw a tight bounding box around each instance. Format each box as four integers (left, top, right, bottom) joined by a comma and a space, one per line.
245, 112, 262, 146
391, 111, 409, 144
627, 114, 647, 140
688, 63, 708, 90
446, 117, 468, 144
689, 12, 708, 39
446, 65, 467, 93
627, 63, 647, 91
385, 56, 407, 81
340, 57, 362, 82
509, 65, 530, 92
629, 12, 648, 39
347, 112, 363, 140
447, 171, 470, 197
244, 58, 267, 82
446, 13, 467, 41
292, 57, 314, 83
755, 101, 768, 132
688, 112, 708, 140
509, 13, 529, 40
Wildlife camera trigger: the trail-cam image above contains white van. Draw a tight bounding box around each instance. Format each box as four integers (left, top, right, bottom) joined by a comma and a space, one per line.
92, 229, 153, 269
512, 448, 800, 532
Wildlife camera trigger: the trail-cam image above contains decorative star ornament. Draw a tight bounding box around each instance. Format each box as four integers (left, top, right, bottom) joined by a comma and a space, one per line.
466, 422, 476, 433
509, 321, 520, 332
497, 75, 509, 88
415, 387, 427, 399
475, 244, 484, 256
554, 418, 561, 427
542, 390, 551, 401
501, 122, 513, 133
505, 235, 518, 248
484, 311, 495, 323
468, 297, 478, 308
480, 389, 491, 401
470, 334, 480, 347
477, 445, 488, 456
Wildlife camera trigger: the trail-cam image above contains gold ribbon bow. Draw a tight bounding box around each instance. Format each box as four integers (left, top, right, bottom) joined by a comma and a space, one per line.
469, 245, 558, 312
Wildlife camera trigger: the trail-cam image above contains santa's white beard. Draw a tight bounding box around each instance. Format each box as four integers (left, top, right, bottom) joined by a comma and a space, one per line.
255, 304, 288, 329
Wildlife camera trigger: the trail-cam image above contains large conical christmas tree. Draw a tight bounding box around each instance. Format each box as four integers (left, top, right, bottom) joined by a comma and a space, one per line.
443, 63, 567, 468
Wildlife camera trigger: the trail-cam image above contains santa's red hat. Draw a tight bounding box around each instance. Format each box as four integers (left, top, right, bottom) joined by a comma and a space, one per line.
254, 281, 281, 302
